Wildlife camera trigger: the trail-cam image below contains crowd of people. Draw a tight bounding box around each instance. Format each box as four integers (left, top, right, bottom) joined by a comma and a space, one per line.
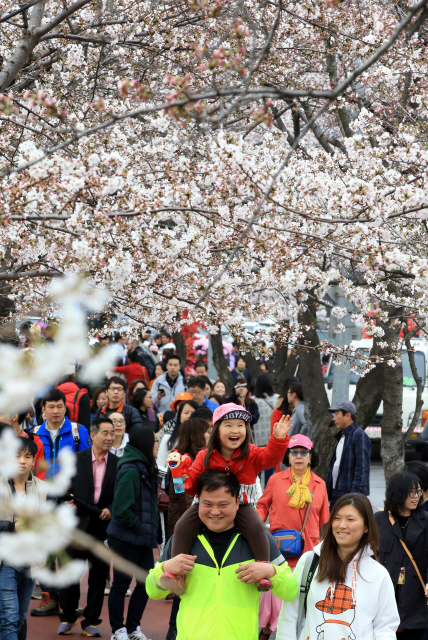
0, 328, 427, 640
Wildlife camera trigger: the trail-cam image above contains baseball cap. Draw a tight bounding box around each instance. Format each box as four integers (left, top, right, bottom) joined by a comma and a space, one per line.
170, 392, 193, 412
213, 402, 252, 426
328, 400, 356, 415
288, 434, 313, 450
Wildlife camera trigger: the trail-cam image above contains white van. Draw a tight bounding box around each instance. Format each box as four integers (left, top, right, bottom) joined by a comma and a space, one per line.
324, 338, 428, 459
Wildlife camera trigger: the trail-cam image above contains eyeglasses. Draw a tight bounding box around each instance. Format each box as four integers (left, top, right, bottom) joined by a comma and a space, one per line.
289, 450, 310, 457
109, 386, 124, 392
408, 489, 423, 497
111, 419, 125, 425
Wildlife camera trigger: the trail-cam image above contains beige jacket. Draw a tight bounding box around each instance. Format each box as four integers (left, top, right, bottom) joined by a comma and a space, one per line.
0, 472, 48, 574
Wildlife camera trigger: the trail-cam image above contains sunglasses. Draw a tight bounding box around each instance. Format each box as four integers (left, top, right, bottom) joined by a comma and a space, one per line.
234, 384, 247, 389
289, 450, 310, 457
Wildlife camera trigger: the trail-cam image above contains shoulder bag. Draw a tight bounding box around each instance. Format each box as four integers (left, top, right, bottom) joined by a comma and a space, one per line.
296, 551, 319, 637
272, 501, 312, 558
389, 512, 428, 604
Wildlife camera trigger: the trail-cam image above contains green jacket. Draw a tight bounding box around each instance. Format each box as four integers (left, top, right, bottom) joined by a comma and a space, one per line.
146, 530, 298, 640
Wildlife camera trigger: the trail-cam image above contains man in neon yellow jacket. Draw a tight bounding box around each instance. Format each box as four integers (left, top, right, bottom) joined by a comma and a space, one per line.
146, 470, 298, 640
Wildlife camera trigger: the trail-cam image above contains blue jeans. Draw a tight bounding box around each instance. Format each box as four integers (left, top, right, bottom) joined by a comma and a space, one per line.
0, 564, 35, 640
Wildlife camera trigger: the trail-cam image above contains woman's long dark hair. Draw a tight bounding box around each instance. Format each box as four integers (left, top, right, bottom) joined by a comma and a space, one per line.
317, 493, 379, 584
384, 471, 422, 517
254, 373, 275, 398
131, 387, 151, 411
169, 400, 199, 449
176, 418, 210, 460
278, 376, 297, 414
127, 379, 148, 403
204, 416, 252, 469
90, 387, 106, 413
128, 428, 157, 480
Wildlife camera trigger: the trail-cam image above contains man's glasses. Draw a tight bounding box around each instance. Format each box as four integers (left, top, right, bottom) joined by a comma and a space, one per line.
109, 386, 124, 392
289, 450, 310, 457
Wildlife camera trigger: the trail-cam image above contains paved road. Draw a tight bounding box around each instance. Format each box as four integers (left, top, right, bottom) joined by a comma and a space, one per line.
27, 462, 387, 640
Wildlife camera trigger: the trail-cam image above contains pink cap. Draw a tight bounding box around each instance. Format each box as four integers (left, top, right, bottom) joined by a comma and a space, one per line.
212, 402, 252, 426
288, 434, 313, 450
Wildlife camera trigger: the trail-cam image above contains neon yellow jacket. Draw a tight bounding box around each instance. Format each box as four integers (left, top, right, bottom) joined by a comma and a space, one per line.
146, 530, 298, 640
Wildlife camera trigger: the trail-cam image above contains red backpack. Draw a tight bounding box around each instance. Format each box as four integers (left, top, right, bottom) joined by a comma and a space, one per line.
57, 382, 88, 422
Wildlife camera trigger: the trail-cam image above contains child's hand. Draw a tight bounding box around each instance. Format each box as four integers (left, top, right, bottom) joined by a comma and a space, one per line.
163, 554, 197, 576
235, 562, 275, 584
273, 414, 293, 439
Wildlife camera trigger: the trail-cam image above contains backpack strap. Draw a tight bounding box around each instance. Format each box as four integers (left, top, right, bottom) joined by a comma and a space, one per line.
71, 422, 80, 452
296, 551, 319, 637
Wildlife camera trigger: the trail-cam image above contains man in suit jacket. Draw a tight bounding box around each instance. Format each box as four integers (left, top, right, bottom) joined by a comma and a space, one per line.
58, 417, 118, 637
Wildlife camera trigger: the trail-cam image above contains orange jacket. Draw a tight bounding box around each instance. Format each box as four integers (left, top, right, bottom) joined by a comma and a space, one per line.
20, 430, 46, 481
256, 468, 329, 567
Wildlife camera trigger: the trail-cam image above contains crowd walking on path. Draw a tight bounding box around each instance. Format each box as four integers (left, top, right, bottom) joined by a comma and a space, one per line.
0, 328, 427, 640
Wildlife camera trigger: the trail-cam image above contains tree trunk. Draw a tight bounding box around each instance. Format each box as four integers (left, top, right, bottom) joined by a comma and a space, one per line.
352, 338, 384, 429
297, 300, 335, 479
172, 330, 187, 368
270, 343, 298, 394
242, 351, 263, 387
211, 326, 234, 395
380, 314, 404, 485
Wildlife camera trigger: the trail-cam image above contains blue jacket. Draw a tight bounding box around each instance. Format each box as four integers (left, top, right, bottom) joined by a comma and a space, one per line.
34, 417, 91, 480
203, 396, 219, 413
326, 422, 371, 498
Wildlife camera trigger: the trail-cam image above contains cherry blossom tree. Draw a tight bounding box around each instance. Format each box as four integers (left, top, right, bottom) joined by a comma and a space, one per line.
0, 0, 427, 478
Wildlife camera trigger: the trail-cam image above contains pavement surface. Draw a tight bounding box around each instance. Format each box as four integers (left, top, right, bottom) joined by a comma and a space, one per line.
27, 461, 387, 640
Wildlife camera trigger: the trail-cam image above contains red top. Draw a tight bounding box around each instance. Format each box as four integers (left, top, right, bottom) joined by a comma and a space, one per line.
257, 468, 329, 567
271, 408, 284, 473
20, 430, 46, 481
186, 433, 289, 495
112, 362, 149, 386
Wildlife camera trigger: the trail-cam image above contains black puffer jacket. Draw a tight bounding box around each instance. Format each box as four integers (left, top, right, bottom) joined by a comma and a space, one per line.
96, 402, 144, 433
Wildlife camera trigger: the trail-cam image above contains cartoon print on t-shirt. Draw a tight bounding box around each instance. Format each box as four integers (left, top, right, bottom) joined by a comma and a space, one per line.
315, 584, 356, 640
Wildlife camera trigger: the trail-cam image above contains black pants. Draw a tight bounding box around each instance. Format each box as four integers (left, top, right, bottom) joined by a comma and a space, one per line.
107, 536, 154, 634
397, 630, 426, 640
59, 547, 110, 628
169, 596, 180, 627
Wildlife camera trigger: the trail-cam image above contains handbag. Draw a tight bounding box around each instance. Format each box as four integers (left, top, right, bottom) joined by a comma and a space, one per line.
272, 501, 312, 558
157, 486, 169, 513
389, 512, 428, 604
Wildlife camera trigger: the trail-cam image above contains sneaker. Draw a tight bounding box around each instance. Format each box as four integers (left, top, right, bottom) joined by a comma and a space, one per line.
82, 625, 101, 637
111, 629, 128, 640
257, 578, 273, 592
31, 593, 60, 616
158, 573, 185, 595
58, 620, 78, 635
128, 628, 151, 640
32, 584, 42, 599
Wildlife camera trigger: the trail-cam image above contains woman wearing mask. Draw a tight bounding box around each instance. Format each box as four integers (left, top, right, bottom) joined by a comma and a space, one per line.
277, 493, 399, 640
131, 388, 159, 433
375, 471, 428, 640
107, 428, 159, 640
109, 412, 129, 458
257, 434, 329, 639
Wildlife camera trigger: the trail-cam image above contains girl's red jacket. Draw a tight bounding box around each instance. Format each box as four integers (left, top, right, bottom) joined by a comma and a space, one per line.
185, 433, 289, 496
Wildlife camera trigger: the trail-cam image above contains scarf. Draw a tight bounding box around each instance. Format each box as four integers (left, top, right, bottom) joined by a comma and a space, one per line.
286, 468, 312, 509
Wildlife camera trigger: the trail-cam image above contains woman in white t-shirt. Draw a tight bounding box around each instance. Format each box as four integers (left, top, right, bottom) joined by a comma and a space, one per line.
109, 412, 129, 458
277, 493, 399, 640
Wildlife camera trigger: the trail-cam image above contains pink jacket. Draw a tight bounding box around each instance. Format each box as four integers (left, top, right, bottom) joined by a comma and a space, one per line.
256, 468, 329, 567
